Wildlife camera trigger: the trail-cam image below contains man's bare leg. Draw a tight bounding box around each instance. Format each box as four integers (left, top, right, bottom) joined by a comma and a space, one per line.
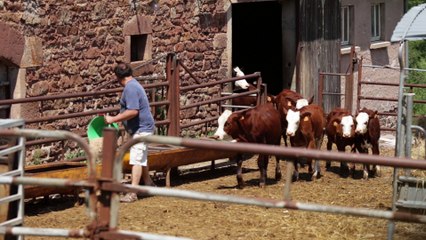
131, 165, 142, 186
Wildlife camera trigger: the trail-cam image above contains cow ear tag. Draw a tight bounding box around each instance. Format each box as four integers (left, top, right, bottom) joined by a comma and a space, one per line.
287, 102, 292, 107
333, 121, 338, 127
303, 116, 309, 122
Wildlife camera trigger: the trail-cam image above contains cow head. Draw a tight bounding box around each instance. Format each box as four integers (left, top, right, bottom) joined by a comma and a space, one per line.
267, 95, 274, 103
307, 95, 314, 104
334, 115, 355, 138
286, 109, 300, 136
295, 99, 309, 109
355, 112, 369, 134
221, 109, 255, 143
281, 97, 296, 111
233, 67, 250, 89
355, 109, 378, 134
280, 97, 309, 112
223, 111, 245, 141
213, 110, 233, 140
286, 109, 313, 136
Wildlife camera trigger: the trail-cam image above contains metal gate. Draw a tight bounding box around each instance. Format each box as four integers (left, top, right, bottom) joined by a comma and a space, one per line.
1, 126, 426, 239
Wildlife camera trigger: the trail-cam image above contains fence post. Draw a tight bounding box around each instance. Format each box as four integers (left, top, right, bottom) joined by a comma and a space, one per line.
356, 57, 363, 112
404, 93, 415, 176
165, 53, 180, 186
388, 91, 414, 239
98, 128, 118, 230
296, 44, 302, 93
344, 46, 356, 114
261, 83, 267, 105
166, 53, 180, 137
255, 73, 263, 105
318, 74, 324, 108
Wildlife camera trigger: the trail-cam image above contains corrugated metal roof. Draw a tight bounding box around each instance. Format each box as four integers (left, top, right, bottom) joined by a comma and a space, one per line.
391, 4, 426, 42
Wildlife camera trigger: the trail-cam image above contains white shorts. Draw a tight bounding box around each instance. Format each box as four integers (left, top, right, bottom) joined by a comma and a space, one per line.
129, 132, 152, 166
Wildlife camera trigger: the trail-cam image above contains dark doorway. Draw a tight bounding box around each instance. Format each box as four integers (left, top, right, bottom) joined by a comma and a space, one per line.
0, 59, 18, 119
232, 1, 283, 95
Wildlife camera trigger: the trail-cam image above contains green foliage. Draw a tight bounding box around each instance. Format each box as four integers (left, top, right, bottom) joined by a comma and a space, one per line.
206, 130, 215, 136
64, 149, 85, 160
407, 41, 426, 115
32, 149, 44, 165
406, 1, 426, 115
409, 0, 426, 9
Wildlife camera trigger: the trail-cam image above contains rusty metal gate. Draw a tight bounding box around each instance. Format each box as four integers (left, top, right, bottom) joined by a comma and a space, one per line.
318, 47, 426, 133
1, 126, 426, 239
0, 52, 268, 196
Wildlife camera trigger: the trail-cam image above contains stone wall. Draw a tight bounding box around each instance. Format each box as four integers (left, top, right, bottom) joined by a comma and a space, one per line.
0, 0, 231, 163
0, 1, 229, 120
355, 44, 401, 130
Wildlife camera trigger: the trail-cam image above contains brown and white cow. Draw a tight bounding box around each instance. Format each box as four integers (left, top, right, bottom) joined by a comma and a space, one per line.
274, 89, 313, 147
285, 104, 325, 181
233, 66, 251, 89
325, 107, 356, 174
213, 103, 282, 188
231, 67, 274, 107
213, 109, 233, 140
354, 107, 381, 179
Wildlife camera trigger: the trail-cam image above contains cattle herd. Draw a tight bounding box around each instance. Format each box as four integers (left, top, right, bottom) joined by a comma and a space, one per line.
213, 68, 381, 188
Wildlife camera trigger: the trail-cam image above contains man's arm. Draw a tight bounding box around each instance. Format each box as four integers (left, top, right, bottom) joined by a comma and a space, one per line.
105, 109, 138, 124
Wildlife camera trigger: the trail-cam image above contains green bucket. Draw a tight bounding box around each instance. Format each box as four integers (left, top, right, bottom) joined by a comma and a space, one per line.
87, 116, 119, 141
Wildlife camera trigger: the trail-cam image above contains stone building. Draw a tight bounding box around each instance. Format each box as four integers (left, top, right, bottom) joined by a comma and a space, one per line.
340, 0, 404, 117
0, 0, 405, 132
0, 0, 232, 124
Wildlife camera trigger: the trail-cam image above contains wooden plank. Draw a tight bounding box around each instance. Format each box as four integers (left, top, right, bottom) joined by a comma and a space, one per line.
123, 148, 238, 172
23, 147, 238, 199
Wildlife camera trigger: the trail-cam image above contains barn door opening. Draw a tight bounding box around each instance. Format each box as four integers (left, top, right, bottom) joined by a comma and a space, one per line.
0, 59, 18, 119
232, 1, 283, 95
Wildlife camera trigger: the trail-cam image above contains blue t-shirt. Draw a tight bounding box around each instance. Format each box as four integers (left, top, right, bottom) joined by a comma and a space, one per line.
120, 79, 155, 135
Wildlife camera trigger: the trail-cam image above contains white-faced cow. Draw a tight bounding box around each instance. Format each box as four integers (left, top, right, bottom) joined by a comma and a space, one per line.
285, 104, 325, 181
233, 66, 250, 89
213, 109, 232, 140
325, 107, 356, 174
275, 89, 313, 147
213, 103, 282, 188
231, 67, 274, 107
354, 107, 381, 179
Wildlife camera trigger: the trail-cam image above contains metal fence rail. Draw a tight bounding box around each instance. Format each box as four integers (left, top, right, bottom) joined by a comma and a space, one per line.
0, 128, 194, 240
0, 53, 267, 166
0, 120, 25, 240
319, 53, 426, 133
0, 128, 426, 239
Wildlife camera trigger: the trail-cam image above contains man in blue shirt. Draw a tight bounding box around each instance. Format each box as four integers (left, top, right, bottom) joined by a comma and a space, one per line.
105, 62, 156, 203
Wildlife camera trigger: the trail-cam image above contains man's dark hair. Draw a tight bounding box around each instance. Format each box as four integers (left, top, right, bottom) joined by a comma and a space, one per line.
114, 62, 133, 79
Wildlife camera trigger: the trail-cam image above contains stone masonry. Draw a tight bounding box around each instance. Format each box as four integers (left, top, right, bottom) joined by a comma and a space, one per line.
0, 0, 231, 163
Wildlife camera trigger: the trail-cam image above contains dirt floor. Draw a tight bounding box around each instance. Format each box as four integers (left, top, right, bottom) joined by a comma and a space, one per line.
22, 137, 426, 240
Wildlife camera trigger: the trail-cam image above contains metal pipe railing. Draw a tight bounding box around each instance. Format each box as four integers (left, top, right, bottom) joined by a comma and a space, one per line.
117, 135, 426, 171
0, 129, 97, 222
103, 183, 426, 224
2, 130, 426, 239
180, 73, 260, 92
110, 134, 426, 225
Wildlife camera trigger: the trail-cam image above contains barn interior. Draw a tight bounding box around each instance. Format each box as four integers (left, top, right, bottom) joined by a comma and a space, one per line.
231, 1, 287, 95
